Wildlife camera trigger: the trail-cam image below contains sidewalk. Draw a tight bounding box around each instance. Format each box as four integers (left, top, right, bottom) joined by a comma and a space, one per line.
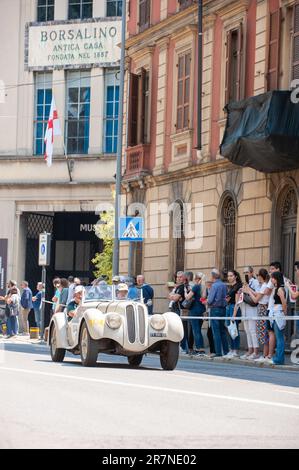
179, 350, 299, 372
1, 334, 298, 371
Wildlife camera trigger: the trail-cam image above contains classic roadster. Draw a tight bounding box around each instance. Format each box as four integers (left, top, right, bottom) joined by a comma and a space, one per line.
48, 285, 184, 370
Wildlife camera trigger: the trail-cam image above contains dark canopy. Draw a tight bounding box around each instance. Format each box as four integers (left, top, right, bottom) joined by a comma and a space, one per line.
220, 91, 299, 173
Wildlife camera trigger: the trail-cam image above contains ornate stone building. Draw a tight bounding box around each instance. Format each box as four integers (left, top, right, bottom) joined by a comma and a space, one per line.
0, 0, 122, 300
120, 0, 299, 320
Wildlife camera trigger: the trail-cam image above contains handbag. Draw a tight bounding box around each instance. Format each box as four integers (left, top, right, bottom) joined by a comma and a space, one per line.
243, 292, 256, 307
0, 307, 7, 325
227, 321, 238, 340
181, 298, 194, 310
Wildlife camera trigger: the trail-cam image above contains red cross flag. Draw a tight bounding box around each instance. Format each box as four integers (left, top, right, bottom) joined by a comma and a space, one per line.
44, 96, 61, 167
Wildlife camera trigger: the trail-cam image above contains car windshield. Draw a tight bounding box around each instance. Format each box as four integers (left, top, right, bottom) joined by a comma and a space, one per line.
84, 284, 113, 302
83, 284, 144, 302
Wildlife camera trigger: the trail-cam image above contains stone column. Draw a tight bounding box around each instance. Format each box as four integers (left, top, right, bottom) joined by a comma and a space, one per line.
52, 70, 65, 156
54, 0, 68, 20
89, 67, 105, 155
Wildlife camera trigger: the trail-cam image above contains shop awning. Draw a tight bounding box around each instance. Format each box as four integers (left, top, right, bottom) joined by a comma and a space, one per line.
220, 91, 299, 173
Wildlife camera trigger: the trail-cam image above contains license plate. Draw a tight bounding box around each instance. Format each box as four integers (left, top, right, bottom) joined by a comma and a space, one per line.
150, 333, 167, 337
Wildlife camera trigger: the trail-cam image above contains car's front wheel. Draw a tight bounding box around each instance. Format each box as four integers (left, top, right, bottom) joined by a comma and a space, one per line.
128, 354, 143, 367
80, 322, 99, 367
160, 341, 179, 371
50, 324, 66, 363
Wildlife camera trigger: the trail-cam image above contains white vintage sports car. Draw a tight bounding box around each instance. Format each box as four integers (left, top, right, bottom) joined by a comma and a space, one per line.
48, 285, 184, 370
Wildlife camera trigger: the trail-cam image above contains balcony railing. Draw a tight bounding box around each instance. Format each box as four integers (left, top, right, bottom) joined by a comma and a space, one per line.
125, 144, 151, 177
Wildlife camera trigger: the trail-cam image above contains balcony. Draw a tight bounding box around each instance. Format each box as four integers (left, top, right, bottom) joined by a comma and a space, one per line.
220, 91, 299, 173
124, 144, 151, 179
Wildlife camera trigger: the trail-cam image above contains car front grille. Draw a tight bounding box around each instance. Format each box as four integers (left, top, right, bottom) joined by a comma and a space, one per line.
126, 305, 146, 344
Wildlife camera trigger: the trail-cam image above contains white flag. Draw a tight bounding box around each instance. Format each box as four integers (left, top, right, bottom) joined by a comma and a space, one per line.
44, 96, 61, 167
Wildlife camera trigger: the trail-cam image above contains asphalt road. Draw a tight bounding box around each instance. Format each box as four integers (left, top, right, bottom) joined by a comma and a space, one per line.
0, 341, 299, 449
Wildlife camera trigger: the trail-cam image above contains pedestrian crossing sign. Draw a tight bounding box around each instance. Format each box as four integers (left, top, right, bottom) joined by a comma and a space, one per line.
119, 217, 144, 242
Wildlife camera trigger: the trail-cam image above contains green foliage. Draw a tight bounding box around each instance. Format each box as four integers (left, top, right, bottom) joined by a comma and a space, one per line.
92, 210, 114, 283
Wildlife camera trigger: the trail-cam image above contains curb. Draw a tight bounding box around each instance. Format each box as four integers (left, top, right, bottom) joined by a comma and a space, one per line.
2, 337, 299, 372
178, 353, 299, 372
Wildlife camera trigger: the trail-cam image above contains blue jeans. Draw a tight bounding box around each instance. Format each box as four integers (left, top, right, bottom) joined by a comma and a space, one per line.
7, 316, 18, 336
34, 308, 41, 329
272, 322, 285, 365
189, 310, 205, 350
296, 312, 299, 336
225, 304, 240, 350
210, 307, 229, 357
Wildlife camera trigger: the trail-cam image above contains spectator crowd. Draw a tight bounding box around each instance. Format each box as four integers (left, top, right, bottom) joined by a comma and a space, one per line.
1, 262, 298, 367
168, 261, 299, 366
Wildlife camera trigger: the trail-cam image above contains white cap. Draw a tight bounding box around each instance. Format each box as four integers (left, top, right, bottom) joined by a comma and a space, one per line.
117, 283, 128, 292
74, 285, 84, 294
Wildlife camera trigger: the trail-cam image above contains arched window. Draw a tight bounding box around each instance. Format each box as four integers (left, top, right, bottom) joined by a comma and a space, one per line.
280, 187, 297, 280
172, 200, 185, 274
221, 195, 236, 271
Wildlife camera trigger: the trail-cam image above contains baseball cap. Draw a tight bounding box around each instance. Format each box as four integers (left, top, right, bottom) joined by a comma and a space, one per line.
117, 283, 128, 291
74, 286, 84, 294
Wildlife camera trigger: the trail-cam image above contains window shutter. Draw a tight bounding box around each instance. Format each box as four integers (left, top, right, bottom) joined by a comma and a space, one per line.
139, 0, 150, 32
267, 9, 281, 90
128, 73, 139, 147
235, 24, 243, 101
293, 2, 299, 80
140, 68, 147, 144
224, 30, 232, 105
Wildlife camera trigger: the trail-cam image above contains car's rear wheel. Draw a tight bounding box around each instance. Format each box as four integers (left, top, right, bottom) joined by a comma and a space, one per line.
80, 322, 98, 367
128, 354, 143, 367
160, 341, 179, 371
50, 324, 66, 363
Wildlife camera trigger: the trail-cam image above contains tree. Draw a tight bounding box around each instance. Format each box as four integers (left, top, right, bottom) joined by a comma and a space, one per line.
92, 210, 114, 283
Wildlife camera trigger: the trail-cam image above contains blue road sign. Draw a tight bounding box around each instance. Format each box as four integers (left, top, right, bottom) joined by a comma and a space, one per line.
119, 217, 144, 242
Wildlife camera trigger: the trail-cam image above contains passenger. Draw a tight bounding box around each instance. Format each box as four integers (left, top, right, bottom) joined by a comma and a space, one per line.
66, 286, 84, 321
117, 283, 129, 300
112, 275, 120, 286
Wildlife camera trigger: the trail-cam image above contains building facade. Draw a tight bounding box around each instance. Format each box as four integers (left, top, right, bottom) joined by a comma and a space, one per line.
0, 0, 122, 299
120, 0, 299, 329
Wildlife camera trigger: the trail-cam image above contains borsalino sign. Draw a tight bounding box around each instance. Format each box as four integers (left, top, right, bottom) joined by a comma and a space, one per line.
25, 18, 121, 70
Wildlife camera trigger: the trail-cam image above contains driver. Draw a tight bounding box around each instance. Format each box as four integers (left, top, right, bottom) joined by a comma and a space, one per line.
117, 283, 129, 300
66, 285, 84, 321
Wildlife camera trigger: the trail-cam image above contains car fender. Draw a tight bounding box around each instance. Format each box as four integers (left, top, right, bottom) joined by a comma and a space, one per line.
148, 312, 184, 346
82, 308, 124, 344
49, 312, 69, 349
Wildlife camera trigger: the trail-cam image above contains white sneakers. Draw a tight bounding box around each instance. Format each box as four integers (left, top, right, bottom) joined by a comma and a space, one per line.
223, 351, 239, 359
240, 353, 251, 360
254, 355, 267, 363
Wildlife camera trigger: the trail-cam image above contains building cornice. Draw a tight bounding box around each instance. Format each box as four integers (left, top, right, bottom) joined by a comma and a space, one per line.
216, 0, 250, 20
0, 180, 115, 188
124, 159, 240, 191
126, 5, 198, 51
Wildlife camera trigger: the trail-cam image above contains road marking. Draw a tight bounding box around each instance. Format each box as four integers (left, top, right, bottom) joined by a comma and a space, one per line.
171, 373, 221, 383
274, 389, 299, 396
0, 366, 299, 411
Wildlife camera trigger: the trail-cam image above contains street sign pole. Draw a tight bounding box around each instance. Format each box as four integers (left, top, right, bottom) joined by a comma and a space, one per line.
112, 0, 126, 276
40, 266, 46, 341
38, 232, 51, 341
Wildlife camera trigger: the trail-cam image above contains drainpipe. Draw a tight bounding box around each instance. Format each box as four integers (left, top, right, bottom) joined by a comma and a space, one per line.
196, 0, 203, 150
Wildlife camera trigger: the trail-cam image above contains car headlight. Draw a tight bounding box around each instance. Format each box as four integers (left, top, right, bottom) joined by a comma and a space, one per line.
106, 313, 122, 329
150, 314, 166, 331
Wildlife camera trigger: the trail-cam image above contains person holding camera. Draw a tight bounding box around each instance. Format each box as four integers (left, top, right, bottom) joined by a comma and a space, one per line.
233, 267, 260, 360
